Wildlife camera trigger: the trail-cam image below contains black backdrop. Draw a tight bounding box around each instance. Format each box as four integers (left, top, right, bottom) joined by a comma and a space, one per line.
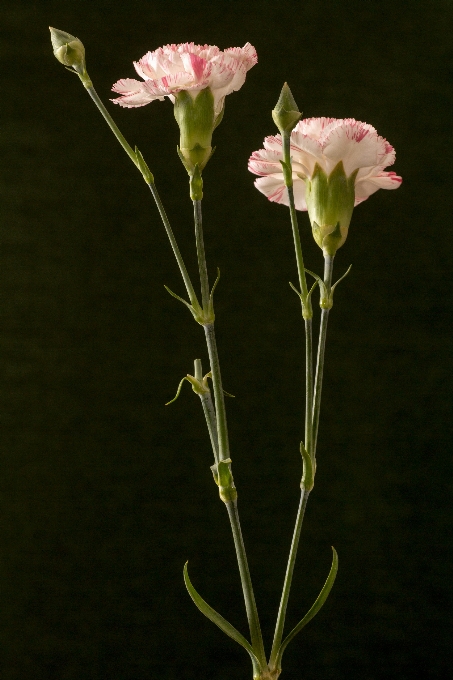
1, 1, 452, 678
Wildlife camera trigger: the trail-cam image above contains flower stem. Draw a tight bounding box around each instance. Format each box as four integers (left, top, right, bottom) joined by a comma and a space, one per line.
193, 200, 210, 311
282, 134, 310, 304
194, 196, 265, 667
84, 82, 138, 167
194, 359, 219, 466
225, 499, 267, 668
312, 254, 335, 457
268, 133, 314, 668
80, 78, 198, 306
148, 184, 199, 305
304, 319, 314, 457
269, 488, 310, 670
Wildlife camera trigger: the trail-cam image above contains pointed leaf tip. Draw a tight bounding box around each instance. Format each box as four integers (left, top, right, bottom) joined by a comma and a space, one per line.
275, 547, 338, 668
183, 563, 262, 672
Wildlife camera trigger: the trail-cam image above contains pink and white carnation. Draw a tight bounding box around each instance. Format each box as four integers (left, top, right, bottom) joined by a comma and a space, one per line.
111, 42, 257, 115
248, 117, 402, 210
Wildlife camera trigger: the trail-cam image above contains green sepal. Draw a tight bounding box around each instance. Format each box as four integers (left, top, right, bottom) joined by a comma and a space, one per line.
321, 222, 342, 257
174, 88, 217, 172
306, 162, 358, 255
134, 146, 154, 184
273, 547, 338, 669
300, 442, 315, 491
183, 563, 263, 677
217, 458, 237, 503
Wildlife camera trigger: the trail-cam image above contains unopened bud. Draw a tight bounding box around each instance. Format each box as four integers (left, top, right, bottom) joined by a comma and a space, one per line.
49, 27, 86, 76
272, 83, 302, 134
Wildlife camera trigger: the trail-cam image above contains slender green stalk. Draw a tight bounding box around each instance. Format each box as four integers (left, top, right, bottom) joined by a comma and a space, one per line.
269, 488, 310, 669
200, 393, 219, 466
304, 319, 314, 456
203, 323, 230, 463
281, 132, 313, 455
193, 359, 219, 465
312, 254, 335, 457
194, 196, 265, 666
225, 499, 267, 668
266, 132, 315, 671
85, 83, 138, 166
193, 200, 210, 311
82, 80, 198, 306
148, 184, 198, 305
282, 134, 310, 302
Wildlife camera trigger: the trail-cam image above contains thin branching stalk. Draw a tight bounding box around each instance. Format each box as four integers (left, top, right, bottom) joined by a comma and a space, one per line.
312, 254, 335, 456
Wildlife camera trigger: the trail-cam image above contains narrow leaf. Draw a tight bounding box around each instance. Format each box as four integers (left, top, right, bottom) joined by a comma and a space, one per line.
276, 547, 338, 666
165, 377, 189, 406
183, 563, 262, 672
331, 264, 352, 293
164, 285, 194, 311
208, 268, 221, 311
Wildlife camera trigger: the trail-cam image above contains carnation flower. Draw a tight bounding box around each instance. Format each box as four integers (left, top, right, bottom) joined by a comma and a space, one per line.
111, 42, 257, 172
249, 118, 402, 253
111, 42, 257, 113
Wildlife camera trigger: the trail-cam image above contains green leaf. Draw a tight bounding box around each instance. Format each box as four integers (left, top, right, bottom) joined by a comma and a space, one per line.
275, 547, 338, 667
183, 563, 262, 674
165, 377, 189, 405
331, 264, 352, 293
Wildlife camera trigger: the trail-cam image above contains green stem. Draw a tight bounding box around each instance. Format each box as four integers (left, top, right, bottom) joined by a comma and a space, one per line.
148, 184, 199, 305
193, 200, 210, 311
282, 132, 313, 455
200, 391, 219, 466
84, 82, 139, 166
225, 499, 267, 668
203, 322, 230, 463
194, 198, 265, 666
269, 488, 310, 669
81, 77, 198, 306
304, 319, 314, 457
282, 134, 310, 302
312, 254, 335, 457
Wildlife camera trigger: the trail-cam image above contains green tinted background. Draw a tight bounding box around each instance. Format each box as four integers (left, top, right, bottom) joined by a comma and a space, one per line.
1, 0, 451, 678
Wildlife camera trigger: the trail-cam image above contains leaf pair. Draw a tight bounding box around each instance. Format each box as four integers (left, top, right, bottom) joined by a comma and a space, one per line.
184, 548, 338, 677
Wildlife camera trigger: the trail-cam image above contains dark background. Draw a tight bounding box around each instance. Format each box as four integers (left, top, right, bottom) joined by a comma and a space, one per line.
1, 0, 451, 678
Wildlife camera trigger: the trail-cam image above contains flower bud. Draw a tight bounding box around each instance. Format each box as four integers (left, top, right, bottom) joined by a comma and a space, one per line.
49, 27, 86, 76
174, 88, 218, 172
304, 161, 357, 256
272, 83, 302, 135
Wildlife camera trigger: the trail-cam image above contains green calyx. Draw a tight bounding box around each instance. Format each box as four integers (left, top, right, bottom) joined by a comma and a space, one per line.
304, 161, 358, 256
49, 27, 87, 77
174, 88, 222, 173
272, 82, 302, 134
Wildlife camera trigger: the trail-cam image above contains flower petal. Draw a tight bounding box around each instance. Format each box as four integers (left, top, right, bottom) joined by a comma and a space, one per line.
111, 78, 164, 107
254, 175, 288, 206
114, 41, 257, 110
355, 169, 402, 200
